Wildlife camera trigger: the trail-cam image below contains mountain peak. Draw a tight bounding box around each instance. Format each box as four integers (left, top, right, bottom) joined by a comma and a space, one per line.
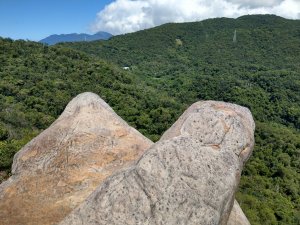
39, 32, 113, 45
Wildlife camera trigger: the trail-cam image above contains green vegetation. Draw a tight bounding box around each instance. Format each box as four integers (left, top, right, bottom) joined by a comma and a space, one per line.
0, 37, 183, 181
61, 15, 300, 224
1, 15, 300, 224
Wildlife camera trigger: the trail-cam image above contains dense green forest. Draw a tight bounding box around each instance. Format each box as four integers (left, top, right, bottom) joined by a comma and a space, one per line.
0, 37, 184, 178
1, 15, 300, 224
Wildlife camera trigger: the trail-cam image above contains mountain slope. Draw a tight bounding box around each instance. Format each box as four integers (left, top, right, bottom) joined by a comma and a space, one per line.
62, 15, 299, 72
61, 15, 300, 225
39, 31, 112, 45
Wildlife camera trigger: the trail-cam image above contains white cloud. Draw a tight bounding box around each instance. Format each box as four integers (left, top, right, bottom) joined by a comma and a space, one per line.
225, 0, 284, 9
91, 0, 300, 35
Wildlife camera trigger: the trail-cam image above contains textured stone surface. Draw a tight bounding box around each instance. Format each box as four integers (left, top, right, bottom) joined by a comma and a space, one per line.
228, 200, 251, 225
0, 92, 152, 225
59, 101, 255, 225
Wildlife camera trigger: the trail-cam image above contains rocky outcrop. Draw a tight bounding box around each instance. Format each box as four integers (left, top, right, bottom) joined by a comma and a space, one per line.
0, 92, 152, 225
59, 101, 255, 225
228, 200, 251, 225
0, 94, 253, 225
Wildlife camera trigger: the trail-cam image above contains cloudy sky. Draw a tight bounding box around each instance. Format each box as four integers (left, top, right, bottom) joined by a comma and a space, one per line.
92, 0, 300, 35
0, 0, 299, 40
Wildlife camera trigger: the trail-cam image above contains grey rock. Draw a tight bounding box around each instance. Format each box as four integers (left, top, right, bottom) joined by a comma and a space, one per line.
228, 200, 251, 225
59, 101, 255, 225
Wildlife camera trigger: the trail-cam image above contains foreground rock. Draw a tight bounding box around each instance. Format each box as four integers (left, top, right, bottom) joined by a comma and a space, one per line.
228, 200, 251, 225
59, 101, 255, 225
0, 92, 152, 225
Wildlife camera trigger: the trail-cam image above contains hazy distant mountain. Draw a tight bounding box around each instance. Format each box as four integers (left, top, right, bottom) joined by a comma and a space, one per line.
39, 31, 113, 45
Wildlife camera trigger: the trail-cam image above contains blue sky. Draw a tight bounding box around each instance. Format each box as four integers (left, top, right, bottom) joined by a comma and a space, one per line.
1, 0, 299, 41
0, 0, 113, 41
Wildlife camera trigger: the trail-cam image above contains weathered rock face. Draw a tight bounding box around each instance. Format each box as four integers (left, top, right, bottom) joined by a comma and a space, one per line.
228, 200, 251, 225
0, 92, 152, 225
59, 101, 255, 225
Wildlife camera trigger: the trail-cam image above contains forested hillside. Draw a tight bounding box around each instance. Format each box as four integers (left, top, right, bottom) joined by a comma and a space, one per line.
0, 37, 184, 180
0, 14, 299, 224
62, 15, 300, 225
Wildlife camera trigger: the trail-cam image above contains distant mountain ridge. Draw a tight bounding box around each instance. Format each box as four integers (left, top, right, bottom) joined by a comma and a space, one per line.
39, 31, 112, 45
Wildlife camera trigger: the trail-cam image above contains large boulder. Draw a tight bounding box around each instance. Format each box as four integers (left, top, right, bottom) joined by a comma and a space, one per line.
59, 101, 255, 225
228, 200, 251, 225
0, 92, 152, 225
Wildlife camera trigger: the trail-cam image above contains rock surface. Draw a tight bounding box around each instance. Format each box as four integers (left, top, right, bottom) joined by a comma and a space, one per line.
228, 200, 251, 225
59, 101, 255, 225
0, 92, 152, 225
